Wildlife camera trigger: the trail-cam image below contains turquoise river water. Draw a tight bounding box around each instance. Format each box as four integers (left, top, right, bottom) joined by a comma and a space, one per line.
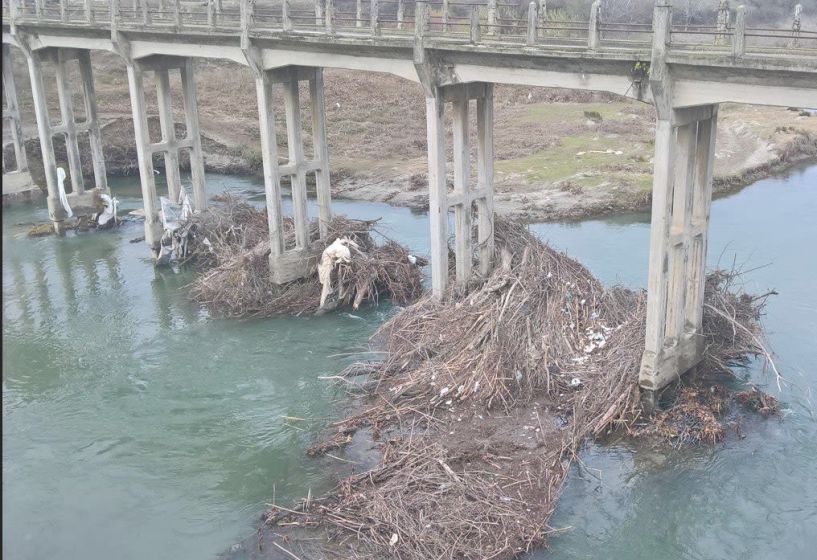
3, 166, 816, 559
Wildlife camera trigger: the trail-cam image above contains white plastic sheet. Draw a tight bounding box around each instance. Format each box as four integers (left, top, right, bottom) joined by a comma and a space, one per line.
56, 167, 73, 218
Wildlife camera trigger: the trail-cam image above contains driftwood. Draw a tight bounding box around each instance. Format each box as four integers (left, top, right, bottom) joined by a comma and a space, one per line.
183, 195, 424, 317
266, 218, 779, 560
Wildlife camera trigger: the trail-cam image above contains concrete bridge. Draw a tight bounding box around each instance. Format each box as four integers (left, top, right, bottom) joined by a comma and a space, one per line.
3, 0, 816, 406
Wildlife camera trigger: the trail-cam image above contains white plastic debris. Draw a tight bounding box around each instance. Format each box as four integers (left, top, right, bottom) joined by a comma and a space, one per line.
96, 193, 119, 227
160, 189, 193, 232
389, 533, 399, 546
56, 167, 73, 218
408, 254, 417, 265
318, 237, 359, 308
156, 189, 194, 264
570, 378, 582, 388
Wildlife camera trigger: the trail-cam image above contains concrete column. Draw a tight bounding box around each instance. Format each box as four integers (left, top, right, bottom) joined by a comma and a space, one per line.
356, 0, 362, 28
77, 50, 108, 192
283, 0, 292, 31
2, 44, 29, 174
155, 68, 182, 203
314, 0, 322, 27
425, 88, 448, 299
639, 105, 719, 403
470, 6, 481, 44
370, 0, 380, 36
283, 76, 309, 251
715, 0, 729, 46
180, 58, 206, 212
791, 4, 802, 48
527, 2, 537, 46
53, 50, 85, 195
452, 89, 471, 286
325, 0, 335, 34
442, 0, 449, 32
588, 0, 600, 50
733, 5, 746, 57
476, 84, 494, 277
125, 60, 162, 251
487, 0, 497, 36
254, 71, 285, 259
538, 0, 547, 26
309, 68, 332, 238
397, 0, 404, 30
685, 109, 718, 334
24, 50, 63, 232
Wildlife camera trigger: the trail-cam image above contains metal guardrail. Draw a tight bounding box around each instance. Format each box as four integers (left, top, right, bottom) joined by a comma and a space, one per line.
2, 1, 815, 56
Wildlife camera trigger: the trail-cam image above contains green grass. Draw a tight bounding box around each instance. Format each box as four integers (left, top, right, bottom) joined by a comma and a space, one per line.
495, 135, 652, 188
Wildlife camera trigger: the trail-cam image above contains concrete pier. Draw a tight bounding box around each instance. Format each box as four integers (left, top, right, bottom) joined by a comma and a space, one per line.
125, 55, 207, 253
254, 66, 333, 284
19, 45, 109, 232
425, 83, 495, 298
639, 105, 718, 408
639, 0, 720, 408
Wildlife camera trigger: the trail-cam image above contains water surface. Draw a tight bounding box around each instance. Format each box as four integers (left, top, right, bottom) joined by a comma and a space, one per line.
3, 166, 815, 559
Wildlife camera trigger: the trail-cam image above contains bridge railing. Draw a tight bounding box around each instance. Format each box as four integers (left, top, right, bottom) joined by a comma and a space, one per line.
3, 0, 815, 58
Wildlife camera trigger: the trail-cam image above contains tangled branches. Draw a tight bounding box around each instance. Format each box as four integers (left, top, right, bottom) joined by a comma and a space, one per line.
266, 218, 779, 560
183, 196, 424, 318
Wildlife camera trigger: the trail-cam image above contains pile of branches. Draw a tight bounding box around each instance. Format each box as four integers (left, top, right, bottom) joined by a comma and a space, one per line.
266, 219, 779, 559
183, 195, 423, 317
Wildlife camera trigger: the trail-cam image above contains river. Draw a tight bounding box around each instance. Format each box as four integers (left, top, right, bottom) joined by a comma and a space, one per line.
3, 165, 815, 559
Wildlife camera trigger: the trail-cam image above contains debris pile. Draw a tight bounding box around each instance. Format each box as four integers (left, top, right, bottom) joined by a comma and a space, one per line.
265, 219, 779, 559
182, 195, 424, 317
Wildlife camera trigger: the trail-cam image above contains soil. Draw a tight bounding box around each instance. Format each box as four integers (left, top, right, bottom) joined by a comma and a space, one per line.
4, 52, 816, 221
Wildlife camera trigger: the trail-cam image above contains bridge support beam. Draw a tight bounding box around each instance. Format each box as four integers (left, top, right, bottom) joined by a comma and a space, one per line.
125, 55, 206, 254
2, 44, 29, 175
254, 66, 332, 284
425, 82, 495, 299
23, 47, 109, 233
639, 104, 719, 409
2, 43, 38, 203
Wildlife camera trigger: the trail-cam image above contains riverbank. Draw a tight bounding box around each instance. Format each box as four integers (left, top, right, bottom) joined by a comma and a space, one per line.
5, 53, 816, 221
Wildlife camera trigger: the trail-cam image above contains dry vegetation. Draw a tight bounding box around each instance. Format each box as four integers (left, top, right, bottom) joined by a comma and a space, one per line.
182, 196, 424, 317
261, 219, 779, 559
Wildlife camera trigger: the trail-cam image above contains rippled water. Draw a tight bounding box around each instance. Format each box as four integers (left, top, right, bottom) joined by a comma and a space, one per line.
3, 166, 815, 559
